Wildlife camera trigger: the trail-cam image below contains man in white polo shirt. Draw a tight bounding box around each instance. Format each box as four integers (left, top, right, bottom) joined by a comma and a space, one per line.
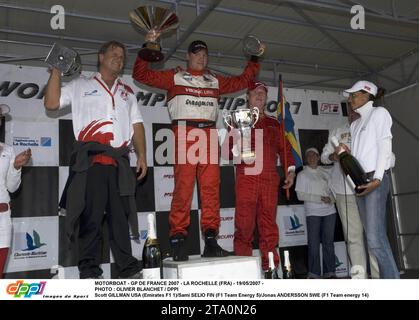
44, 41, 147, 279
342, 80, 399, 279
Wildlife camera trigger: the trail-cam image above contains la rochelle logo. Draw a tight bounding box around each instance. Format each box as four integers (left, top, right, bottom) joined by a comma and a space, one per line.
351, 5, 365, 30
50, 5, 65, 30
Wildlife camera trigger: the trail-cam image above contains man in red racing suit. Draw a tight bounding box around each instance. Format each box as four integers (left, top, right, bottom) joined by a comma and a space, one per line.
133, 40, 260, 261
225, 82, 295, 275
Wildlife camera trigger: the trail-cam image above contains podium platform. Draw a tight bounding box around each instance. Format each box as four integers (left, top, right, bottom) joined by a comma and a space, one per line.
163, 256, 262, 279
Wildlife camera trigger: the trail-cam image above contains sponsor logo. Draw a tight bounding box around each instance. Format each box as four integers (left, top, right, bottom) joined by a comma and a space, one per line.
184, 87, 215, 96
13, 136, 52, 147
163, 192, 173, 197
285, 214, 304, 232
220, 216, 234, 222
140, 230, 148, 240
83, 89, 101, 97
163, 174, 174, 179
334, 253, 348, 276
23, 230, 46, 251
320, 103, 339, 114
217, 234, 234, 240
185, 99, 215, 107
40, 137, 51, 146
6, 280, 46, 298
335, 255, 343, 268
120, 89, 128, 101
13, 230, 47, 259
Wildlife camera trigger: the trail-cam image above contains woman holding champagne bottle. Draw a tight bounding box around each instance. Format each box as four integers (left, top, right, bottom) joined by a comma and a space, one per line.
342, 80, 399, 279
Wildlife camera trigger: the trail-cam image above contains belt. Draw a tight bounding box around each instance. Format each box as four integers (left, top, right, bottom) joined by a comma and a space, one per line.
0, 203, 9, 212
172, 120, 215, 128
365, 169, 390, 180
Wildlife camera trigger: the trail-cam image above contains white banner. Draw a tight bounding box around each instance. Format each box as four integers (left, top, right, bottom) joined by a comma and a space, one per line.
6, 216, 59, 273
277, 205, 307, 247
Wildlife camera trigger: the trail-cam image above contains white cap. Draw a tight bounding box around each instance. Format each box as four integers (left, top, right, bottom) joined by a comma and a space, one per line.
343, 80, 378, 97
305, 147, 319, 156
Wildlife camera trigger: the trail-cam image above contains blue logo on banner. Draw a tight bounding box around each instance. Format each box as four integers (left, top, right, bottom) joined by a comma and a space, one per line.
23, 230, 46, 251
335, 255, 343, 268
289, 214, 303, 230
140, 230, 148, 240
40, 137, 51, 147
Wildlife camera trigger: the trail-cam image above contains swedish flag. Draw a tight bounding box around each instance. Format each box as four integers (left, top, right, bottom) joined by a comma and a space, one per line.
277, 95, 303, 169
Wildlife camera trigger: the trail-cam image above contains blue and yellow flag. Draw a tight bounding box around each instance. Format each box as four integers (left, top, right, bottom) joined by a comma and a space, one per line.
277, 94, 303, 169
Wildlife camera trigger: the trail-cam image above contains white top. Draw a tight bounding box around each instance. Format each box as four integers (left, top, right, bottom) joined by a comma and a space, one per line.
350, 101, 394, 180
321, 123, 355, 195
0, 143, 21, 203
169, 71, 219, 121
295, 166, 336, 217
60, 73, 143, 147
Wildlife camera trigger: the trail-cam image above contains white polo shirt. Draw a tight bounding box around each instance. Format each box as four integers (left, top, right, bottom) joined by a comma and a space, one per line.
60, 73, 143, 148
0, 143, 21, 248
321, 123, 355, 195
0, 143, 21, 203
350, 101, 393, 179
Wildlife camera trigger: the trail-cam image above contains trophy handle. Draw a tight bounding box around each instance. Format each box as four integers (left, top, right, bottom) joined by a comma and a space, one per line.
223, 109, 234, 129
251, 107, 260, 127
224, 114, 234, 129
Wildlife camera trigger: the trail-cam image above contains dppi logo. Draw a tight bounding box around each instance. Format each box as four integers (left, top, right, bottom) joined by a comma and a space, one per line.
6, 280, 46, 298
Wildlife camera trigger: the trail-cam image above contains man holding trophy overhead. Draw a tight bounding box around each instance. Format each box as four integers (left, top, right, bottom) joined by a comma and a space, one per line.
44, 41, 146, 279
225, 81, 296, 277
131, 6, 261, 261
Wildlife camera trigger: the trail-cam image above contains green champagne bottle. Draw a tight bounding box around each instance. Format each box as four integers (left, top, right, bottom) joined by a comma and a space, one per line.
331, 136, 370, 193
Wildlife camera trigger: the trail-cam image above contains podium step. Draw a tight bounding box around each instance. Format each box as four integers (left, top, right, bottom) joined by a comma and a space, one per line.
163, 255, 262, 279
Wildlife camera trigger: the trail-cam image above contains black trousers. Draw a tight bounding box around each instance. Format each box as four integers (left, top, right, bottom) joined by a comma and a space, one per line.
78, 164, 140, 278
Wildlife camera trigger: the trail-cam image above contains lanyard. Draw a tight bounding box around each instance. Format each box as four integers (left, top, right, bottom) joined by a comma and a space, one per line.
94, 76, 119, 109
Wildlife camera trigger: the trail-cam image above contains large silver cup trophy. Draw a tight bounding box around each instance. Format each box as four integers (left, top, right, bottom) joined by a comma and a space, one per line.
223, 108, 260, 160
129, 6, 179, 62
45, 43, 81, 77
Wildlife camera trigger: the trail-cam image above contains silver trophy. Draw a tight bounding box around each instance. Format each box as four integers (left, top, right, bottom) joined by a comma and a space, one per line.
243, 35, 265, 57
223, 108, 260, 159
45, 43, 81, 77
129, 6, 179, 62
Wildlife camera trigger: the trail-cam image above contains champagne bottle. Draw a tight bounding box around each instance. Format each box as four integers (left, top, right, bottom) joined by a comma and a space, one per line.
331, 136, 369, 193
142, 214, 162, 279
264, 252, 279, 279
283, 250, 295, 279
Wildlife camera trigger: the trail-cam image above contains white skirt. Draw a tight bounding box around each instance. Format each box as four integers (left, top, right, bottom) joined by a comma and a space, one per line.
0, 210, 12, 248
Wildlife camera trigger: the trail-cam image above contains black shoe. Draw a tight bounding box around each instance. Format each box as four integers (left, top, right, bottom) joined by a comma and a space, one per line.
202, 229, 231, 258
170, 233, 189, 261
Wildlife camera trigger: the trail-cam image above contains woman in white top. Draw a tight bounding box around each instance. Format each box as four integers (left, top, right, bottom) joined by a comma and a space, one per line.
0, 111, 31, 277
295, 148, 337, 279
342, 80, 399, 279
